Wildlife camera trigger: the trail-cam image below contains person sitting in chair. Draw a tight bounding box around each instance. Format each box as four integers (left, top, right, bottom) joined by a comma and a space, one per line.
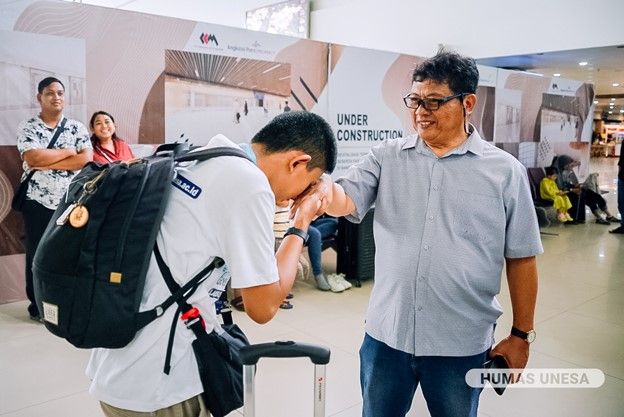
540, 167, 574, 223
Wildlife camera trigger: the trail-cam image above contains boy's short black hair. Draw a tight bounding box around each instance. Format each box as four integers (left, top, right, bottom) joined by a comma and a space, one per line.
412, 50, 479, 95
544, 167, 557, 176
251, 111, 337, 173
38, 77, 65, 94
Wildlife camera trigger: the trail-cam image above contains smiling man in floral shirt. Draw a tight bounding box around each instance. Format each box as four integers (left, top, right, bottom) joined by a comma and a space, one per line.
16, 76, 92, 321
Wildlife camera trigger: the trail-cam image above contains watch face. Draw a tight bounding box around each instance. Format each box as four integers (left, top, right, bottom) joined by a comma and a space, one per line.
527, 330, 537, 343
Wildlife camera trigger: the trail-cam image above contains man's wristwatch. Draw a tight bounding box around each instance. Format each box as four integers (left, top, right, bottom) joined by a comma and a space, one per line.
284, 227, 309, 244
511, 326, 536, 343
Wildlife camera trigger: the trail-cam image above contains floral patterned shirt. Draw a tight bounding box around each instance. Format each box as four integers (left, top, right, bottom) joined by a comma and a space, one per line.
16, 115, 91, 210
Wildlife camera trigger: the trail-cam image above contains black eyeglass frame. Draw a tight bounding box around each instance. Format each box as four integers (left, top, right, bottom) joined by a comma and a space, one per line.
402, 92, 466, 111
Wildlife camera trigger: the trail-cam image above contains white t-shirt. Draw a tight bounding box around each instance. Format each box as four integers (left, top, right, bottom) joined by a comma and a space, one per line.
86, 135, 278, 412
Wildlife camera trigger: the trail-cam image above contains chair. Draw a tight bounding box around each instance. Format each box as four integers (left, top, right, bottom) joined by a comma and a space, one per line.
526, 167, 559, 236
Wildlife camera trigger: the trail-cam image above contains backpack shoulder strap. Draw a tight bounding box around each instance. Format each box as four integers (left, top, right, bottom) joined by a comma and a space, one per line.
174, 146, 252, 164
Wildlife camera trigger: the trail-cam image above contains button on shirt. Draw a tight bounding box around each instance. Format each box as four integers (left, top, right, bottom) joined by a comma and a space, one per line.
336, 130, 543, 357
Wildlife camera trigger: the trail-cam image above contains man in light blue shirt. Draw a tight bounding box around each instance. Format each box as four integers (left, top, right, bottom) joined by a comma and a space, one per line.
312, 51, 543, 416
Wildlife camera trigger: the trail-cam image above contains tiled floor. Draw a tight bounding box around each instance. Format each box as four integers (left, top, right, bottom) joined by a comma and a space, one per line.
1, 157, 622, 417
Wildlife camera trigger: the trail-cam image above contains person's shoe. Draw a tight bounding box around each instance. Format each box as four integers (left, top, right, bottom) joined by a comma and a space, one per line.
314, 274, 331, 291
558, 213, 567, 223
609, 226, 624, 234
596, 218, 611, 225
335, 273, 352, 290
564, 213, 574, 222
606, 215, 620, 223
327, 274, 346, 292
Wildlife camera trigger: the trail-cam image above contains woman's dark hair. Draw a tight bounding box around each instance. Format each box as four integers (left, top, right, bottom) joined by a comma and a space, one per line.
251, 111, 337, 173
89, 111, 118, 143
412, 50, 479, 95
38, 77, 65, 94
544, 167, 557, 176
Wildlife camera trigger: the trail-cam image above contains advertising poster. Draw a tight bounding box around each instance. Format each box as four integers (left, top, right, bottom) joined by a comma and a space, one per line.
324, 45, 419, 176
0, 0, 328, 302
0, 30, 85, 303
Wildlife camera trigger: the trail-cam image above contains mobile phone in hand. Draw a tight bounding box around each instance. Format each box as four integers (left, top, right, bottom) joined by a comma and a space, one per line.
482, 355, 510, 396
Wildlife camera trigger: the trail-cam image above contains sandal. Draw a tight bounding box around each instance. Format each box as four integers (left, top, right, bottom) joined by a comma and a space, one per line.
279, 300, 293, 309
231, 296, 245, 312
286, 292, 294, 300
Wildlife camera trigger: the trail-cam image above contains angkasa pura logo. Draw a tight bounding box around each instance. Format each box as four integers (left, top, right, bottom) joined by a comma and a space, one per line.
199, 33, 218, 45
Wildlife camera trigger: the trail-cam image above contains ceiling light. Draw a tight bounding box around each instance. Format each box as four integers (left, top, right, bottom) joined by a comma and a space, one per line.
553, 73, 561, 77
613, 83, 621, 87
620, 110, 624, 113
608, 111, 613, 114
611, 98, 616, 101
594, 100, 599, 104
578, 61, 588, 66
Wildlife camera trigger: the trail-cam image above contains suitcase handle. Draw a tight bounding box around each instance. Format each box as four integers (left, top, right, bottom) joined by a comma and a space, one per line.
240, 341, 330, 365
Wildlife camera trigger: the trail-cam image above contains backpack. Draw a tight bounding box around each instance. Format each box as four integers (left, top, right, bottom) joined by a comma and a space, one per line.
32, 144, 251, 349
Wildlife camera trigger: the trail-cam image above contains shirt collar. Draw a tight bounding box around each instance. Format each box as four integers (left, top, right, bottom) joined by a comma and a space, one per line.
402, 125, 485, 157
238, 142, 257, 165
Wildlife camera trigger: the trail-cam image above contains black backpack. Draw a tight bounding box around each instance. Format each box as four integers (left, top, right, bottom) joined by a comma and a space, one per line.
32, 144, 250, 349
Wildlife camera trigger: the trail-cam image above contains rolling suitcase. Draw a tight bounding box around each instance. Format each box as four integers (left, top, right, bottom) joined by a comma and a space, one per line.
239, 341, 331, 416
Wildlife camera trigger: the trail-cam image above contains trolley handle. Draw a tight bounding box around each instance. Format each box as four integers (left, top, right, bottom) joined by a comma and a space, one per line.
240, 341, 330, 365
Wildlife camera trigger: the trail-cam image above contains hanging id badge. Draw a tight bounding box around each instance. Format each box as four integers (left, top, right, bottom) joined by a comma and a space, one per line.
208, 262, 231, 300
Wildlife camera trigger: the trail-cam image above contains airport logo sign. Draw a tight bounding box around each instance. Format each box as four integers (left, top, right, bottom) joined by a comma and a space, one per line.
199, 33, 218, 45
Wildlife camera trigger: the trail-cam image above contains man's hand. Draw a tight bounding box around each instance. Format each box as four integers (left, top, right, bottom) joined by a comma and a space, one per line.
490, 335, 530, 383
291, 173, 334, 219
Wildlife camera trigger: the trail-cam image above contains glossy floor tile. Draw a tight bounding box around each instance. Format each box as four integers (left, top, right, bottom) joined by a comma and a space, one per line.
0, 156, 622, 416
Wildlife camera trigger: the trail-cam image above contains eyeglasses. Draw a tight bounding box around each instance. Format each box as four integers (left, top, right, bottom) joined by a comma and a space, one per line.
402, 93, 465, 111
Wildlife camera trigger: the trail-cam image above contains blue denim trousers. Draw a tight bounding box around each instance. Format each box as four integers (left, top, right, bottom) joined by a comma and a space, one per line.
359, 333, 486, 417
306, 217, 338, 275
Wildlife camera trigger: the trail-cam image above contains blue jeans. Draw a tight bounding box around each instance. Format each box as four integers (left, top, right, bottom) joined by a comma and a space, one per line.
360, 333, 486, 417
307, 218, 338, 275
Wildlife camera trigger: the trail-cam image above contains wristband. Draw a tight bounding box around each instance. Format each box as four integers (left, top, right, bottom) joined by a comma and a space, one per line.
284, 227, 309, 244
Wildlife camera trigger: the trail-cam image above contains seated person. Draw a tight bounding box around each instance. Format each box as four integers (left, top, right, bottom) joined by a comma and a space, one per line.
89, 111, 134, 163
551, 155, 585, 223
556, 155, 619, 225
307, 216, 350, 292
540, 167, 574, 223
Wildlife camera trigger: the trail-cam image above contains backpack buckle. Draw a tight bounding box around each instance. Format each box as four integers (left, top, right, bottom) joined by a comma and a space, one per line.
180, 307, 205, 330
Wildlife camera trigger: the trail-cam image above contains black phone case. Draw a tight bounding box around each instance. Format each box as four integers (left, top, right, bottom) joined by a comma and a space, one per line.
483, 355, 509, 395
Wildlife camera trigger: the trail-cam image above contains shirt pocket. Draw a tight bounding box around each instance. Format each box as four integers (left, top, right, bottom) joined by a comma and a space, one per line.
450, 189, 505, 244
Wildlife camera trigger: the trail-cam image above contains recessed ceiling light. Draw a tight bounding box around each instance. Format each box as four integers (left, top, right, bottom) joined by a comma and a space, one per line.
608, 111, 613, 114
620, 109, 624, 113
613, 83, 621, 87
594, 100, 599, 104
611, 98, 616, 101
553, 73, 561, 77
578, 61, 588, 66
